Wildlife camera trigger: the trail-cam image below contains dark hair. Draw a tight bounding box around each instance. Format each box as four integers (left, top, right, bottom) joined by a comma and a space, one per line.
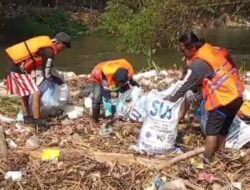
179, 32, 205, 50
114, 68, 128, 83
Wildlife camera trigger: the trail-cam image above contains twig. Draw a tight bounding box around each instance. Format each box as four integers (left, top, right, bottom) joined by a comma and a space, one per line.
17, 181, 24, 190
31, 167, 44, 190
158, 147, 205, 170
196, 1, 250, 8
108, 161, 117, 175
183, 180, 204, 190
0, 126, 7, 155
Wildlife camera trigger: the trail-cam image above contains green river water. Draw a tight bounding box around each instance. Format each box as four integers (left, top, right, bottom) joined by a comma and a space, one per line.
1, 28, 250, 78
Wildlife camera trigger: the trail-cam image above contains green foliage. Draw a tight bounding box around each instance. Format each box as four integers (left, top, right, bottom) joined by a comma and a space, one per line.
37, 9, 86, 36
1, 9, 86, 43
4, 16, 52, 38
103, 0, 250, 55
0, 97, 19, 116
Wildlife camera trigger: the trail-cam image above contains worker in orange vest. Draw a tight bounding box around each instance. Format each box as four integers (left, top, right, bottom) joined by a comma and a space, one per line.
5, 32, 71, 126
167, 32, 244, 163
90, 59, 139, 124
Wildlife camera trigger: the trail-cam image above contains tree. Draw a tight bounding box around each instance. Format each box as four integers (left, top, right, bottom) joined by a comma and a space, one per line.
103, 0, 250, 55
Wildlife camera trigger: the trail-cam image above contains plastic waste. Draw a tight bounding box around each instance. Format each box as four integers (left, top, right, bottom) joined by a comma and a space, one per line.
99, 123, 113, 137
196, 101, 250, 149
158, 179, 187, 190
5, 171, 22, 181
0, 113, 15, 123
132, 90, 185, 155
62, 105, 84, 119
133, 70, 157, 80
59, 71, 77, 81
190, 158, 204, 169
232, 182, 242, 190
198, 172, 214, 183
6, 138, 17, 149
143, 176, 187, 190
25, 135, 41, 150
42, 148, 60, 161
143, 176, 167, 190
17, 80, 69, 121
243, 85, 250, 101
84, 96, 93, 109
116, 87, 143, 119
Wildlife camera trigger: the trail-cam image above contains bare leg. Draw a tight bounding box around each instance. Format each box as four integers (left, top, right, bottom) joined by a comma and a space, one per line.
20, 96, 30, 117
217, 135, 226, 150
32, 91, 41, 119
180, 99, 190, 122
204, 135, 218, 160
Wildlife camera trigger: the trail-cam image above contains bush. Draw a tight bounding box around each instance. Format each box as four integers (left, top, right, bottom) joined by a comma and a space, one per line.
37, 9, 86, 36
103, 0, 250, 55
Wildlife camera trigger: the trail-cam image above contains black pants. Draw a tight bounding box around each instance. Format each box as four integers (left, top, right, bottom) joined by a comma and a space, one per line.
206, 97, 243, 136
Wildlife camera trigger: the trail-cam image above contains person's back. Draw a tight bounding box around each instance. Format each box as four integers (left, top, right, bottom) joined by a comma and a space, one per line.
89, 58, 138, 125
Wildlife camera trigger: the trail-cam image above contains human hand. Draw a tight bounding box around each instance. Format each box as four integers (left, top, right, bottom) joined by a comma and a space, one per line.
3, 79, 7, 85
111, 92, 118, 98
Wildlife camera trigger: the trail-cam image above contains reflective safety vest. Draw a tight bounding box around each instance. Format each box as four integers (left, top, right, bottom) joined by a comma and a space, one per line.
91, 59, 134, 91
5, 36, 57, 73
189, 43, 244, 111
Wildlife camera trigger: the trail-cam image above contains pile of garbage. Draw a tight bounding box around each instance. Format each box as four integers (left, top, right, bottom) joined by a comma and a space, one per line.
0, 69, 250, 190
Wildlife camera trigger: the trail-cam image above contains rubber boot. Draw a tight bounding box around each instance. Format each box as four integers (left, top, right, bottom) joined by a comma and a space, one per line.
92, 107, 100, 123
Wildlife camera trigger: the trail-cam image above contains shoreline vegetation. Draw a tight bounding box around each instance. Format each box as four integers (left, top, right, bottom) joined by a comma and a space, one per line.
0, 1, 250, 54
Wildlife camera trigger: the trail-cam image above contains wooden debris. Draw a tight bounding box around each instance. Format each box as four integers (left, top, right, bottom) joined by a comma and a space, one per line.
0, 126, 7, 155
158, 147, 205, 170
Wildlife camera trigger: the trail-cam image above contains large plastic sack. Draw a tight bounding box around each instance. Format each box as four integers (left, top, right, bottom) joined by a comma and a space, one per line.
195, 101, 250, 149
116, 87, 145, 121
243, 85, 250, 101
61, 105, 84, 119
226, 117, 250, 149
128, 95, 148, 122
132, 90, 185, 155
17, 80, 69, 121
116, 81, 185, 122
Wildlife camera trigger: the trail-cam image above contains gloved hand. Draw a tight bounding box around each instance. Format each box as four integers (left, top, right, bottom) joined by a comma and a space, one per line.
111, 91, 118, 98
103, 97, 113, 118
79, 85, 94, 98
164, 95, 170, 101
51, 76, 65, 85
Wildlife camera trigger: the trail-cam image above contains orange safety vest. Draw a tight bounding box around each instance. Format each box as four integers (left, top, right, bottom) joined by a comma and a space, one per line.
91, 59, 134, 91
5, 36, 57, 73
189, 43, 244, 111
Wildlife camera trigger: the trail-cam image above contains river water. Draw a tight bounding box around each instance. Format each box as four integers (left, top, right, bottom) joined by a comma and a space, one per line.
1, 28, 250, 78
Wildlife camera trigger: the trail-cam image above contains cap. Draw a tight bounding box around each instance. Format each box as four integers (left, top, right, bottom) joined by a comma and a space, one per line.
114, 68, 128, 84
54, 32, 71, 48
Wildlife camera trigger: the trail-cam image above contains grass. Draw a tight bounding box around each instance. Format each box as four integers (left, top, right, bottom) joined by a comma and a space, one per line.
0, 97, 19, 116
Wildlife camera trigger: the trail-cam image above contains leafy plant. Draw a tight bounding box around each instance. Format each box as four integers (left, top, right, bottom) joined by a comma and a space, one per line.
103, 0, 250, 55
37, 9, 86, 36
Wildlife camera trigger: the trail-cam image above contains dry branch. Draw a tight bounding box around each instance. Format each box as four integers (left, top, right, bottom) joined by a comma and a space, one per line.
0, 126, 7, 155
158, 147, 205, 170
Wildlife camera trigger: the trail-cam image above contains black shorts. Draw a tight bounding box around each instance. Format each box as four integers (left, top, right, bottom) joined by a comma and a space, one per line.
206, 97, 243, 136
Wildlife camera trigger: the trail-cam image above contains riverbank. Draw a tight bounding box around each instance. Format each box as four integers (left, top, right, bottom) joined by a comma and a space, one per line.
0, 69, 250, 189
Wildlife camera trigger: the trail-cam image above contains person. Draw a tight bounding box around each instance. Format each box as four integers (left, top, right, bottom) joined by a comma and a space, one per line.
5, 32, 71, 126
90, 58, 139, 124
167, 32, 244, 163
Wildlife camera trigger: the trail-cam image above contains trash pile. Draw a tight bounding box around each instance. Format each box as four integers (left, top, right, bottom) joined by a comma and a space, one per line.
0, 69, 250, 190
